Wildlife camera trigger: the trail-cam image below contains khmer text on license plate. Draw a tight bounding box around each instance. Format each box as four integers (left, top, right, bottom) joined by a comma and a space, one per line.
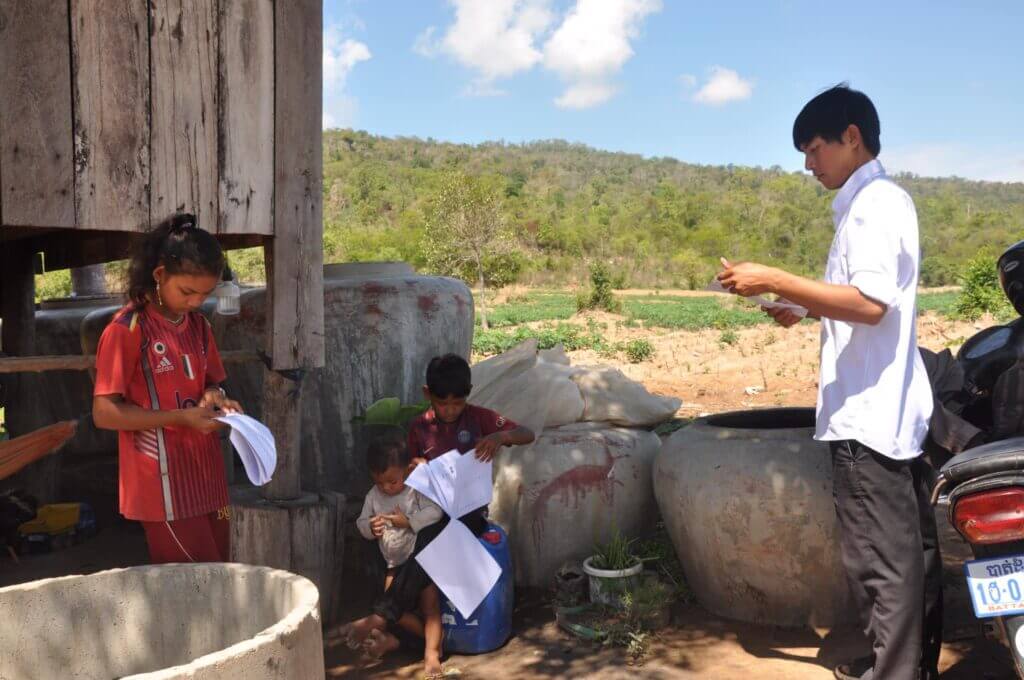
966, 555, 1024, 618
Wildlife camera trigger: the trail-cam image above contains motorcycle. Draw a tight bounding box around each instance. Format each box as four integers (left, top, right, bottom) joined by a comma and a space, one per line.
931, 240, 1024, 677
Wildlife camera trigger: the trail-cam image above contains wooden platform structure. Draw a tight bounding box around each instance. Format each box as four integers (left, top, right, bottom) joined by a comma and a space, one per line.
0, 1, 344, 621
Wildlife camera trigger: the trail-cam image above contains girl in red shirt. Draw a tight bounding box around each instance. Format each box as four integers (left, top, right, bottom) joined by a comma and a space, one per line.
92, 213, 242, 563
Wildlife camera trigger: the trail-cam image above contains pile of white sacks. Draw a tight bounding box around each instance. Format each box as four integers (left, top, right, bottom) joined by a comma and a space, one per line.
471, 340, 681, 587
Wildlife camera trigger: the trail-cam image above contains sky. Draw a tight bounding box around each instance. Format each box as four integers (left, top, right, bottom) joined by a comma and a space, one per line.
323, 0, 1024, 183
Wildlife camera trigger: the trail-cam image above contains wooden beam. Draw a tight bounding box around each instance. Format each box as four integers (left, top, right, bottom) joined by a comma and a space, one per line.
269, 0, 325, 371
0, 350, 261, 375
218, 0, 274, 235
71, 0, 150, 232
150, 0, 219, 230
0, 0, 75, 228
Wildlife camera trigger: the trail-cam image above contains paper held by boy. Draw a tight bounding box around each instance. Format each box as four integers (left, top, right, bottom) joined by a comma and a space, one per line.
406, 449, 503, 619
706, 278, 809, 318
216, 413, 277, 486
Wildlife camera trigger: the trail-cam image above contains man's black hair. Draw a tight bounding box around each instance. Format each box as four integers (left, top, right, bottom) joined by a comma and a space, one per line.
793, 83, 881, 157
425, 353, 472, 399
366, 427, 410, 475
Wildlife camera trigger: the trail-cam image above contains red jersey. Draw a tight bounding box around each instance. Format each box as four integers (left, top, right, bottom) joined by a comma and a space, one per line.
407, 404, 518, 461
94, 305, 229, 522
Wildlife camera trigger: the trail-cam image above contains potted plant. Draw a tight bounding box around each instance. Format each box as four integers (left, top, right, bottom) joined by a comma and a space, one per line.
583, 530, 644, 607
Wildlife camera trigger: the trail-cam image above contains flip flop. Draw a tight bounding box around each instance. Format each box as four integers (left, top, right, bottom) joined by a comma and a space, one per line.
422, 667, 462, 680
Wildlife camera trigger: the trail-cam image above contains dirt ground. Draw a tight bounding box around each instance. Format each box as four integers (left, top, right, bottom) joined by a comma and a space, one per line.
569, 308, 988, 416
325, 591, 1014, 680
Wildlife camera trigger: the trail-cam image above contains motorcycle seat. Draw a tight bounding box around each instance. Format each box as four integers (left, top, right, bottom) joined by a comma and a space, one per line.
939, 435, 1024, 485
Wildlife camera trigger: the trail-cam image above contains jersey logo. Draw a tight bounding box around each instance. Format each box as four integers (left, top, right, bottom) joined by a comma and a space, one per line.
154, 356, 175, 375
496, 416, 507, 427
152, 340, 167, 355
458, 430, 472, 445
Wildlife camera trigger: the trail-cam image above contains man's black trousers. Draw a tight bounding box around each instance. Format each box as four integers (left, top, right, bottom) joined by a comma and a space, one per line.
830, 441, 943, 680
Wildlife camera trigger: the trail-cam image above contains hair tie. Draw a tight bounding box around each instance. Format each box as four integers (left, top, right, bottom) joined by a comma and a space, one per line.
169, 213, 198, 234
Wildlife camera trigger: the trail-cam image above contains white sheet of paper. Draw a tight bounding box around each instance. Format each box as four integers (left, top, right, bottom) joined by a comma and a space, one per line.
450, 450, 494, 519
415, 519, 502, 619
706, 279, 809, 318
215, 413, 277, 486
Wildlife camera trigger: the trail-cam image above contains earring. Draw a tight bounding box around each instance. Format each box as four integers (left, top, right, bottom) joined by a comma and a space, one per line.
156, 281, 163, 307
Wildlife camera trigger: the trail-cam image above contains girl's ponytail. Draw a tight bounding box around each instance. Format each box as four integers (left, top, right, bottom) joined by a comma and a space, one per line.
127, 213, 225, 306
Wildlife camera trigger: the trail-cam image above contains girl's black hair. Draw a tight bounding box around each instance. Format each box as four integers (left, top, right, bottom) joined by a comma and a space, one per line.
127, 213, 225, 306
366, 427, 411, 475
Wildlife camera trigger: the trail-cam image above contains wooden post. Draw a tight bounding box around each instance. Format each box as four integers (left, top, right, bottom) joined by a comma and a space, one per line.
232, 0, 341, 624
0, 245, 58, 502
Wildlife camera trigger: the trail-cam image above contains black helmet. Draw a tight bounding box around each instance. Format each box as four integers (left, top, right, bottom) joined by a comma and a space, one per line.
998, 240, 1024, 316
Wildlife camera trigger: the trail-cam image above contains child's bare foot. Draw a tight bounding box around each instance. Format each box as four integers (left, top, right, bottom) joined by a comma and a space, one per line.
361, 629, 400, 662
330, 615, 385, 650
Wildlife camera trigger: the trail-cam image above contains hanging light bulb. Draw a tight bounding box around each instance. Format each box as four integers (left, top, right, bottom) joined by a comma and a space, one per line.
215, 263, 241, 316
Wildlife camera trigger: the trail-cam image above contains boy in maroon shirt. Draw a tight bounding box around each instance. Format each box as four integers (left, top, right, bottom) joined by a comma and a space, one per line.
409, 353, 535, 464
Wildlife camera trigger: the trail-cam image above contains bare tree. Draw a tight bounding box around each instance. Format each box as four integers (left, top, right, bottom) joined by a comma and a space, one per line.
424, 172, 513, 329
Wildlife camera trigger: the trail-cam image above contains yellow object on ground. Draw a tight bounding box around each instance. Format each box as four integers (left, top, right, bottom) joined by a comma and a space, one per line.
18, 503, 82, 536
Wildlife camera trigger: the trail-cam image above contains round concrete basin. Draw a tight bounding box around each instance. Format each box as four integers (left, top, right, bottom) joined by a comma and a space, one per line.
654, 407, 856, 628
0, 564, 323, 679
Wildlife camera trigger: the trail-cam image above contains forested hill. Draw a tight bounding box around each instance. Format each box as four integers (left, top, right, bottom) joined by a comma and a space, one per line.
322, 129, 1024, 288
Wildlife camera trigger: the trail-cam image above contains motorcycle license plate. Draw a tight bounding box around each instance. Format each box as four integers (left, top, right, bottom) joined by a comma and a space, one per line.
965, 555, 1024, 618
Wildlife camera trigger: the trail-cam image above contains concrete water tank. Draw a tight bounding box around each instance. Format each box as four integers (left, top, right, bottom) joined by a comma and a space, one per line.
79, 263, 473, 497
490, 424, 660, 588
0, 564, 323, 679
654, 408, 856, 628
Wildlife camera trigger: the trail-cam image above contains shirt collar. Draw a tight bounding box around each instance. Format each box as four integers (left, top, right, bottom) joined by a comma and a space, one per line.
831, 158, 886, 226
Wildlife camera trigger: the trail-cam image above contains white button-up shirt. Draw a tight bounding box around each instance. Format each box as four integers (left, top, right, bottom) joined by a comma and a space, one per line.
814, 159, 933, 460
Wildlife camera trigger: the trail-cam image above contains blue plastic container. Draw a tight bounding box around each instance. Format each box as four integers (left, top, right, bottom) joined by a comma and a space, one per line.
441, 523, 514, 654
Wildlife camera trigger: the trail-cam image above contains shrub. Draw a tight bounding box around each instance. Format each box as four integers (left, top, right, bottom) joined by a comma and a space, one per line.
955, 253, 1014, 321
577, 262, 622, 313
623, 339, 654, 363
719, 329, 739, 346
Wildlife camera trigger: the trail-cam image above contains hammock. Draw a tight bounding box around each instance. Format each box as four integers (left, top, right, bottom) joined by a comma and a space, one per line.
0, 421, 77, 481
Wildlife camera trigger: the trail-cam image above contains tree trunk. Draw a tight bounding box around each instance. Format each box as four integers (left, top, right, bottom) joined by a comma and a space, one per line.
475, 252, 488, 330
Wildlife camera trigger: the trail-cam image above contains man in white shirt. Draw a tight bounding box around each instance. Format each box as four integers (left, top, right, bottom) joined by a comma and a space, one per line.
718, 85, 941, 680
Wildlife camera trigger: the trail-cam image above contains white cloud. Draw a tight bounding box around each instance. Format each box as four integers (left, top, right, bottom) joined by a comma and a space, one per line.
323, 26, 371, 129
692, 66, 753, 106
882, 144, 1024, 183
543, 0, 661, 109
417, 0, 555, 93
555, 82, 618, 109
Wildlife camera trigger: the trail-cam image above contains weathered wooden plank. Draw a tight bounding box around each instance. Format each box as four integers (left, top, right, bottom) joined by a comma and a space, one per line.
150, 0, 219, 230
0, 1, 75, 228
270, 0, 325, 370
260, 366, 302, 500
218, 0, 273, 235
71, 0, 150, 232
0, 350, 259, 375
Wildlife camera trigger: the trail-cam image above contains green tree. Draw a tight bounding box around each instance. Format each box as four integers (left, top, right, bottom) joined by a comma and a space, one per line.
423, 171, 514, 329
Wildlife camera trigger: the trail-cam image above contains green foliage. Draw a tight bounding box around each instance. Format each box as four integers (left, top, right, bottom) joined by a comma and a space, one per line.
592, 530, 640, 571
577, 262, 622, 313
917, 291, 959, 316
319, 130, 1024, 290
955, 254, 1014, 321
480, 292, 577, 328
473, 322, 608, 356
34, 270, 72, 302
354, 397, 430, 429
624, 296, 763, 330
719, 329, 739, 346
623, 339, 654, 363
